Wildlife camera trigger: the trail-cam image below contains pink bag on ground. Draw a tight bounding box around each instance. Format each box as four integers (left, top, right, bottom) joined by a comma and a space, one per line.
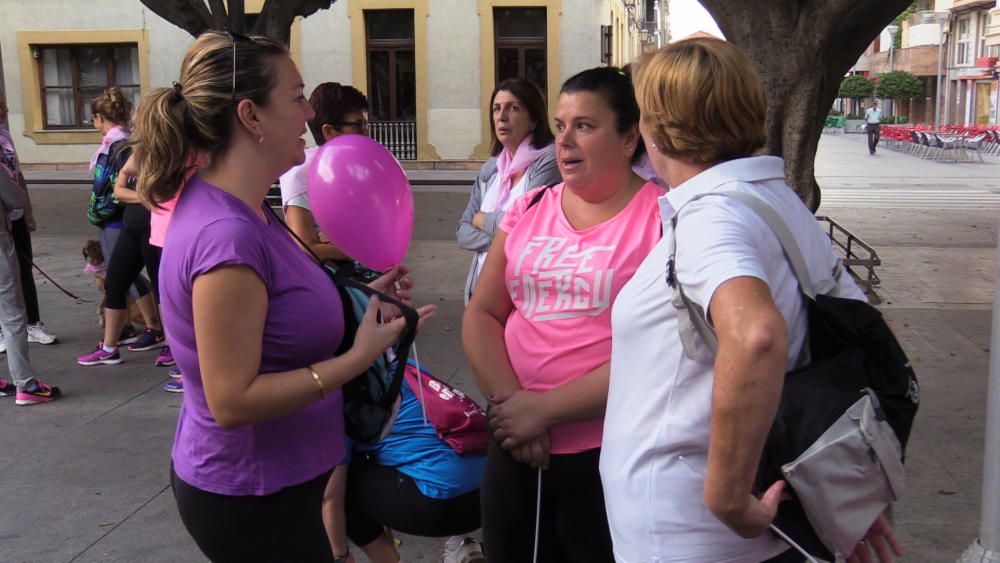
404, 361, 490, 455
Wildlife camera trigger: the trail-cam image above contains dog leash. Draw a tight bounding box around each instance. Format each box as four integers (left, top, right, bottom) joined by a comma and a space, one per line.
29, 259, 94, 302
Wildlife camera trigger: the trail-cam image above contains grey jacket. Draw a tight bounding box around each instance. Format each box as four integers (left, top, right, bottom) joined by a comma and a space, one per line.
456, 146, 561, 303
0, 172, 25, 233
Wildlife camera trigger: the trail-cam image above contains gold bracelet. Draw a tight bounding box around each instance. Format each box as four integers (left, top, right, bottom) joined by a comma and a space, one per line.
308, 365, 326, 399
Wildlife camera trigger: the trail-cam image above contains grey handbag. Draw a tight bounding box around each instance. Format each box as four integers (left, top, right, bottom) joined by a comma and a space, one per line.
781, 389, 905, 559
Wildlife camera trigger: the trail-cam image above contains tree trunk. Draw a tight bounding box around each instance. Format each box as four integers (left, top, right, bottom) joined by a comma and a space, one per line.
699, 0, 912, 211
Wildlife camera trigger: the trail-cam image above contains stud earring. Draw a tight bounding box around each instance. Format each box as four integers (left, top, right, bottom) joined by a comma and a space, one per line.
257, 135, 264, 144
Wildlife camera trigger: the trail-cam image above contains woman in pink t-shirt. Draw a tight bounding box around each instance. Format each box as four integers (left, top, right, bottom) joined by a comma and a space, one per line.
462, 67, 664, 562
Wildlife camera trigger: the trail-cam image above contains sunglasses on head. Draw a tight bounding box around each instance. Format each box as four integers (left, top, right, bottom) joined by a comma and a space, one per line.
332, 119, 369, 131
224, 31, 255, 102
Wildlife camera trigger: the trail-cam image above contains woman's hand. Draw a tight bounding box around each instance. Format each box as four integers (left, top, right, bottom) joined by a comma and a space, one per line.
369, 264, 415, 313
846, 514, 903, 563
472, 212, 486, 230
509, 430, 550, 470
711, 480, 790, 539
489, 390, 551, 448
350, 297, 437, 367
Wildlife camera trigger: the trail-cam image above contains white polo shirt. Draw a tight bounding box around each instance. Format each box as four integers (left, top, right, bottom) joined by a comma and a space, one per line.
600, 156, 865, 563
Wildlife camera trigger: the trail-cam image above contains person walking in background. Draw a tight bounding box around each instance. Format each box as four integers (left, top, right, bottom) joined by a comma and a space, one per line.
0, 89, 58, 351
456, 78, 559, 304
865, 100, 883, 155
0, 134, 62, 405
82, 87, 159, 351
78, 87, 171, 367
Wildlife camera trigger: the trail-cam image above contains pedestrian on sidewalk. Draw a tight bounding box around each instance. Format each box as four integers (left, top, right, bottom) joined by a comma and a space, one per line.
82, 88, 159, 353
128, 31, 434, 563
600, 37, 901, 563
457, 78, 560, 305
0, 90, 58, 350
865, 100, 883, 155
0, 131, 62, 406
463, 66, 663, 562
78, 148, 176, 368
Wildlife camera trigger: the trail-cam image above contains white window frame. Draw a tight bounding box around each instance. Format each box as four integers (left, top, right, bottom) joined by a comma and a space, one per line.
956, 15, 973, 66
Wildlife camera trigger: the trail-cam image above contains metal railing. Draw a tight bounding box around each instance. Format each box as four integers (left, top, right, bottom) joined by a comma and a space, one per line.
369, 120, 417, 161
816, 215, 882, 298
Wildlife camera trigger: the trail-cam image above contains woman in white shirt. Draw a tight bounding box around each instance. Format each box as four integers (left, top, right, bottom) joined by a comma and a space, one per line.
456, 78, 560, 304
599, 38, 903, 563
279, 82, 369, 261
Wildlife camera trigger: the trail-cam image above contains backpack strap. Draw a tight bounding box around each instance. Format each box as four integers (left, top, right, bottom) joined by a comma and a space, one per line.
268, 206, 420, 401
667, 190, 836, 359
526, 185, 550, 210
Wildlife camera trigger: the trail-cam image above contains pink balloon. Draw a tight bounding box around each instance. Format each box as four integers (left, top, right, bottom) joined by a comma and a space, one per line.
307, 135, 414, 271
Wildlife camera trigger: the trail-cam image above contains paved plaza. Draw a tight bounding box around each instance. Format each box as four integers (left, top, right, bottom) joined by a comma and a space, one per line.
1, 132, 999, 562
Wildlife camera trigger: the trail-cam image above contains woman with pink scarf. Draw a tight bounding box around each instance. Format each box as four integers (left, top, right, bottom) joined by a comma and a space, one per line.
457, 78, 560, 304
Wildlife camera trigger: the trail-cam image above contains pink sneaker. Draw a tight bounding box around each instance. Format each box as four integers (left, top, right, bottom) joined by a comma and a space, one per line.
77, 343, 123, 366
0, 378, 16, 397
155, 345, 175, 367
15, 381, 63, 406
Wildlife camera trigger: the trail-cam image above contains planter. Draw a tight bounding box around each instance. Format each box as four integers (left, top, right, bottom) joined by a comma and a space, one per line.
976, 57, 999, 69
846, 119, 866, 133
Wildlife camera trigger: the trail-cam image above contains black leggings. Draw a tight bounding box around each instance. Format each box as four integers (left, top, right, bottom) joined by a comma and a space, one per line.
10, 218, 39, 324
345, 455, 481, 546
480, 440, 614, 563
171, 466, 336, 563
104, 222, 160, 309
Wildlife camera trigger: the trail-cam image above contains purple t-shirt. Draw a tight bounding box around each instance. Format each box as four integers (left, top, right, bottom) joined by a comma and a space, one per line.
161, 176, 346, 496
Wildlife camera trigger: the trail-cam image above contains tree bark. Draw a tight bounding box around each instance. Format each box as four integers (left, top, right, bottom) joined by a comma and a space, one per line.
699, 0, 912, 211
140, 0, 337, 45
229, 0, 246, 34
139, 0, 215, 37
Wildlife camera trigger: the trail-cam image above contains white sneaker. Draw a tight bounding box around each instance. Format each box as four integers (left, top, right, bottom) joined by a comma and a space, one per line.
27, 322, 57, 345
442, 536, 485, 563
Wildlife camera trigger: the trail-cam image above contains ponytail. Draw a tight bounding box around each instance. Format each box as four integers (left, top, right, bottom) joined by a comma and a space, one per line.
91, 86, 133, 126
130, 87, 195, 206
129, 31, 287, 206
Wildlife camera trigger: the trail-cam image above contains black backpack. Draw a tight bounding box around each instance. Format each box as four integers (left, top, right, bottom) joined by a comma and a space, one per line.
668, 190, 918, 560
272, 208, 419, 443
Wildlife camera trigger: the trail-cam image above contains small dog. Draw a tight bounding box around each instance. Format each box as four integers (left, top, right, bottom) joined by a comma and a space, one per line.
83, 240, 147, 327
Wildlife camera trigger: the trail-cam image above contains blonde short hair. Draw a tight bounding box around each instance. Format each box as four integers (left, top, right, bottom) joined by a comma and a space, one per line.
633, 37, 766, 165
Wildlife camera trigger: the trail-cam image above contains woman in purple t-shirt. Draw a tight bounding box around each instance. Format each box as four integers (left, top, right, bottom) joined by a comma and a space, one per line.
127, 32, 435, 563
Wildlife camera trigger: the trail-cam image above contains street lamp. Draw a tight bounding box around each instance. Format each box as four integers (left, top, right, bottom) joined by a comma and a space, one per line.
934, 14, 951, 132
886, 25, 900, 122
887, 24, 900, 72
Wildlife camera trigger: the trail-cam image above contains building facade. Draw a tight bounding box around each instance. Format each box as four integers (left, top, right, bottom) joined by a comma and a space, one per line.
0, 0, 662, 165
945, 0, 998, 126
851, 0, 999, 127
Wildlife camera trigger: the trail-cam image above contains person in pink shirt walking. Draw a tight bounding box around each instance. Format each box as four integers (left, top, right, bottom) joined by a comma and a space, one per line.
462, 67, 664, 562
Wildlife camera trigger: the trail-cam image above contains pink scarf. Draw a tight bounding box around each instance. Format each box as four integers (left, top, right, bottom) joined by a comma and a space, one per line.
89, 125, 130, 172
486, 137, 552, 213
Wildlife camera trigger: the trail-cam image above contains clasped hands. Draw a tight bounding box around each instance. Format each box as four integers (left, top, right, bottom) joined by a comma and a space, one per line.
488, 390, 551, 470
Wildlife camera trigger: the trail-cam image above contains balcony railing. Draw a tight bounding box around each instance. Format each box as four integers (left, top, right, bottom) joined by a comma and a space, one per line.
908, 10, 948, 27
369, 120, 417, 161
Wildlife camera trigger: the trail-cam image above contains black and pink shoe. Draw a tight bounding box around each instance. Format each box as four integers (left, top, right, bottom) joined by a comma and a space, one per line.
15, 381, 62, 406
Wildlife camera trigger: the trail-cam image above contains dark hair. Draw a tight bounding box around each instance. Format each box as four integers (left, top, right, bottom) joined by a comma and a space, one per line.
91, 86, 133, 126
489, 78, 555, 156
308, 82, 369, 145
130, 31, 288, 205
560, 66, 645, 163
